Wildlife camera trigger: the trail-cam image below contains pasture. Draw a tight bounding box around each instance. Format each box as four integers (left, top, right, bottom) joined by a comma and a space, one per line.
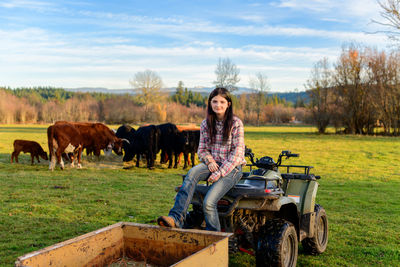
0, 124, 400, 266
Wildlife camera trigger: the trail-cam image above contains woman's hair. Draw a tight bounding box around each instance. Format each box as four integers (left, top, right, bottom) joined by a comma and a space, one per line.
206, 87, 233, 143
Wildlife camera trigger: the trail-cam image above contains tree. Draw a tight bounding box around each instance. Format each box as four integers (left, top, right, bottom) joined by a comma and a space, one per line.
305, 58, 333, 133
213, 57, 240, 92
373, 0, 400, 40
172, 81, 185, 105
130, 69, 163, 121
365, 48, 400, 135
249, 72, 270, 126
171, 81, 206, 107
333, 44, 375, 134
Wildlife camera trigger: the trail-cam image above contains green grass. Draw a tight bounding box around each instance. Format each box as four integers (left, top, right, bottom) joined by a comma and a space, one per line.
1, 125, 400, 266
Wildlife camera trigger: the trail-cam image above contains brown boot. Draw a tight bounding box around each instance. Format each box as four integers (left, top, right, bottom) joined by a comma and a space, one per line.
157, 216, 176, 227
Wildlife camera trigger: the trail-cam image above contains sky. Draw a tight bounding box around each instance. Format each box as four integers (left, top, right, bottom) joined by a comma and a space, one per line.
0, 0, 395, 92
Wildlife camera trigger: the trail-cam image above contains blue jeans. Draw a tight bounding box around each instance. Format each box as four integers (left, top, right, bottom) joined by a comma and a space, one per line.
168, 163, 242, 231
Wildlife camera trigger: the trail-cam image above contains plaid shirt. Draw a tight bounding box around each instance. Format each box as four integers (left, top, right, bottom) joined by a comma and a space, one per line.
198, 116, 246, 177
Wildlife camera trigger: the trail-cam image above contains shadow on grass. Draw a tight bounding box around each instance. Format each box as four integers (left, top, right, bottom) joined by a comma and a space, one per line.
0, 126, 49, 133
1, 152, 49, 166
0, 153, 188, 171
0, 153, 124, 170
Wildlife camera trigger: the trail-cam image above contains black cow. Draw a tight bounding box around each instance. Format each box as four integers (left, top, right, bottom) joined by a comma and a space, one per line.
115, 124, 136, 156
157, 123, 179, 168
175, 130, 200, 169
121, 125, 160, 169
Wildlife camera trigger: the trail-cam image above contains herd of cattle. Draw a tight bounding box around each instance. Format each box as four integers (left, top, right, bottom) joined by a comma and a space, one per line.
11, 121, 200, 171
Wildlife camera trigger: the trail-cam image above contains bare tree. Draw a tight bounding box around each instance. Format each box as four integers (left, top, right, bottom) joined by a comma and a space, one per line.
305, 58, 333, 133
249, 72, 270, 126
213, 57, 240, 92
373, 0, 400, 40
130, 69, 163, 121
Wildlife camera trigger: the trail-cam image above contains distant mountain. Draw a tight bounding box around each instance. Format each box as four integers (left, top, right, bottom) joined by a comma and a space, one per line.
65, 87, 133, 94
270, 91, 309, 104
65, 87, 309, 104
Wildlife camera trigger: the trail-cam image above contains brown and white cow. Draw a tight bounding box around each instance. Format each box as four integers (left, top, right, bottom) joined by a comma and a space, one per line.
55, 121, 125, 159
47, 123, 83, 171
11, 139, 48, 164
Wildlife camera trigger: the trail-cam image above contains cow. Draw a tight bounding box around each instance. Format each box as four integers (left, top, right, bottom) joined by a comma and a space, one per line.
55, 121, 124, 161
157, 123, 179, 168
47, 123, 83, 171
122, 124, 160, 169
11, 140, 48, 164
115, 124, 135, 164
175, 130, 200, 169
115, 124, 136, 155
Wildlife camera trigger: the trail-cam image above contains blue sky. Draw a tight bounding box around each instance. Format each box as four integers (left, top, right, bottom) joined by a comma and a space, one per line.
0, 0, 392, 92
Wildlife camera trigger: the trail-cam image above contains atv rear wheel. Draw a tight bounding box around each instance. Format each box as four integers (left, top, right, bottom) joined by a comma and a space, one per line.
302, 204, 328, 255
256, 219, 298, 267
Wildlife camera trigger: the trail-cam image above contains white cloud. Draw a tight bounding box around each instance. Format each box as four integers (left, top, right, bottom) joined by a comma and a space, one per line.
275, 0, 379, 17
276, 0, 334, 12
0, 0, 55, 11
321, 18, 349, 23
237, 15, 266, 23
0, 27, 345, 91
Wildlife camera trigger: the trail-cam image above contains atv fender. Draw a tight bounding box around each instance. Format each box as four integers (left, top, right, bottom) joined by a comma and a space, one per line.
237, 196, 297, 211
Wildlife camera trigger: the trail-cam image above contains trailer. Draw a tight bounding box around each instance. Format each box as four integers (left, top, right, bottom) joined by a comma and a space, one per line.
15, 222, 232, 267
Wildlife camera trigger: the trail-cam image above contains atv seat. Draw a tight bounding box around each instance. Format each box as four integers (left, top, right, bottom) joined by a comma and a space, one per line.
194, 183, 282, 200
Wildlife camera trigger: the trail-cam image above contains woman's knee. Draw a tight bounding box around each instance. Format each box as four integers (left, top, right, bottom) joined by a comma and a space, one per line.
203, 198, 217, 212
186, 163, 208, 181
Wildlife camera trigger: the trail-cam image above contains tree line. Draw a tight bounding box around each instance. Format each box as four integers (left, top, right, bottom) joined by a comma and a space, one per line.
306, 44, 400, 135
0, 86, 309, 125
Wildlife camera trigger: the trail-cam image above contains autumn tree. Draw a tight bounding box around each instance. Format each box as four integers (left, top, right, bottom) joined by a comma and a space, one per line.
332, 44, 376, 134
213, 57, 240, 92
389, 51, 400, 135
130, 69, 164, 121
365, 48, 400, 135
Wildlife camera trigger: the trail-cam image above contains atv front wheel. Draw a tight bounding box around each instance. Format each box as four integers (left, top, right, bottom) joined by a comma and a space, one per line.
256, 219, 298, 267
183, 206, 204, 229
302, 204, 328, 255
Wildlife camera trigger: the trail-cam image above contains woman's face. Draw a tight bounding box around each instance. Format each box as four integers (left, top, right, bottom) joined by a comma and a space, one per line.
211, 94, 230, 119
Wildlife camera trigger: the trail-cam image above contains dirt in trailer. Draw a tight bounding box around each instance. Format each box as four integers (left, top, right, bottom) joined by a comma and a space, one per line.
107, 256, 160, 267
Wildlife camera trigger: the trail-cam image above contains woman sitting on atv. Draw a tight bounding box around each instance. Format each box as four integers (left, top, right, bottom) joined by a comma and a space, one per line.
158, 87, 246, 231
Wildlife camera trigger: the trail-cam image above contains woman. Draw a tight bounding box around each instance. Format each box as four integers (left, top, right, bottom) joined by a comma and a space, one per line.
158, 87, 246, 231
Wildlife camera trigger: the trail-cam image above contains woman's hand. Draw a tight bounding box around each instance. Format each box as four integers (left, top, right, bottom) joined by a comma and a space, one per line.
207, 161, 219, 172
208, 171, 221, 183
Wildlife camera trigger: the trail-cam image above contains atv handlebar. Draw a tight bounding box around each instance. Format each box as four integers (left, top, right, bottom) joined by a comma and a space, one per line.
280, 150, 299, 158
244, 147, 300, 169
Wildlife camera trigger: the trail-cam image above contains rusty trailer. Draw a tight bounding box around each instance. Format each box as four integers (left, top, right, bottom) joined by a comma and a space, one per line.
15, 222, 232, 267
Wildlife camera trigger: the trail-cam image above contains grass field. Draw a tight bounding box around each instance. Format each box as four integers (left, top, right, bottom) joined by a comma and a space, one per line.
1, 124, 400, 266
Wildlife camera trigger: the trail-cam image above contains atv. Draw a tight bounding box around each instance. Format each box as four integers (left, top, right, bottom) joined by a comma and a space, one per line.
178, 148, 328, 267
